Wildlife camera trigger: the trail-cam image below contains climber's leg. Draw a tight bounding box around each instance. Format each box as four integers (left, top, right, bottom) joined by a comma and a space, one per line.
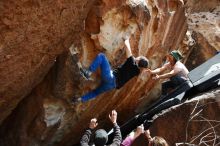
73, 53, 116, 103
89, 53, 113, 82
81, 79, 116, 102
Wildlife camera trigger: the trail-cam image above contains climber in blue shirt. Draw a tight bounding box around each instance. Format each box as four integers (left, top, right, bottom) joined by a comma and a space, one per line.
73, 38, 149, 103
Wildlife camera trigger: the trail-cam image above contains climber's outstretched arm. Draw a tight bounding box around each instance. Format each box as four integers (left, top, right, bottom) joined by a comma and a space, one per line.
147, 63, 170, 75
124, 39, 133, 58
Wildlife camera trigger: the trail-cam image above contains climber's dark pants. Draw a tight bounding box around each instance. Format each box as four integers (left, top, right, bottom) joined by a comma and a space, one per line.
137, 75, 188, 125
81, 53, 116, 102
162, 75, 187, 96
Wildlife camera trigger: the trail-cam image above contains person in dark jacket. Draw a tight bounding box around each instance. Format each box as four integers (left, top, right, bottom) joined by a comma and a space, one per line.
73, 38, 149, 103
80, 110, 122, 146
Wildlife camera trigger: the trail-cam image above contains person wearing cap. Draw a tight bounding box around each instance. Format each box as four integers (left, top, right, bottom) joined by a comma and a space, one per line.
147, 50, 189, 96
72, 38, 149, 103
80, 110, 122, 146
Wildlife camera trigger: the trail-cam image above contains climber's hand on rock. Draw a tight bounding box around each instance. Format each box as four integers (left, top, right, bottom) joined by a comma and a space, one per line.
89, 118, 98, 129
123, 35, 130, 41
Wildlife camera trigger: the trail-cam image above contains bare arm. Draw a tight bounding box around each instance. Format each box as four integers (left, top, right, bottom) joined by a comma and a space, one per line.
147, 63, 170, 75
157, 68, 179, 79
145, 130, 153, 142
124, 39, 132, 58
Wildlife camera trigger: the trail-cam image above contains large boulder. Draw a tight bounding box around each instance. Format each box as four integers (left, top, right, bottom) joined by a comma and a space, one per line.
0, 0, 219, 145
0, 0, 95, 124
151, 88, 220, 146
131, 88, 220, 146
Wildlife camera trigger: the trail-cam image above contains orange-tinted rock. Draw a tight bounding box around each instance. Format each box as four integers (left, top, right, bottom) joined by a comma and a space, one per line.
183, 1, 219, 70
150, 88, 220, 146
185, 0, 220, 12
0, 0, 94, 124
131, 88, 220, 146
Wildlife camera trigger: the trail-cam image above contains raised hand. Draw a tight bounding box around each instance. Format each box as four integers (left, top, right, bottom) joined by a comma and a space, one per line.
109, 110, 117, 124
135, 124, 144, 137
144, 129, 152, 141
89, 118, 98, 129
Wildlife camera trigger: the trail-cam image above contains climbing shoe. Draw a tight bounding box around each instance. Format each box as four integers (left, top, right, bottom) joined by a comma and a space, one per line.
79, 67, 92, 80
72, 97, 82, 104
69, 44, 79, 55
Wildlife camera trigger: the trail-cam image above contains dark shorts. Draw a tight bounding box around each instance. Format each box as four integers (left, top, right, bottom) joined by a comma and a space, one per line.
162, 75, 187, 95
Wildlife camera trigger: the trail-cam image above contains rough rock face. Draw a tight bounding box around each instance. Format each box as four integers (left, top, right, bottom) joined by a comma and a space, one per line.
0, 0, 219, 146
131, 88, 220, 146
184, 0, 220, 70
152, 89, 220, 146
0, 0, 94, 124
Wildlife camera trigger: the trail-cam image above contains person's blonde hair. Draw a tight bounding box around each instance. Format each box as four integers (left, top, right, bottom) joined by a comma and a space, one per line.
150, 136, 168, 146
